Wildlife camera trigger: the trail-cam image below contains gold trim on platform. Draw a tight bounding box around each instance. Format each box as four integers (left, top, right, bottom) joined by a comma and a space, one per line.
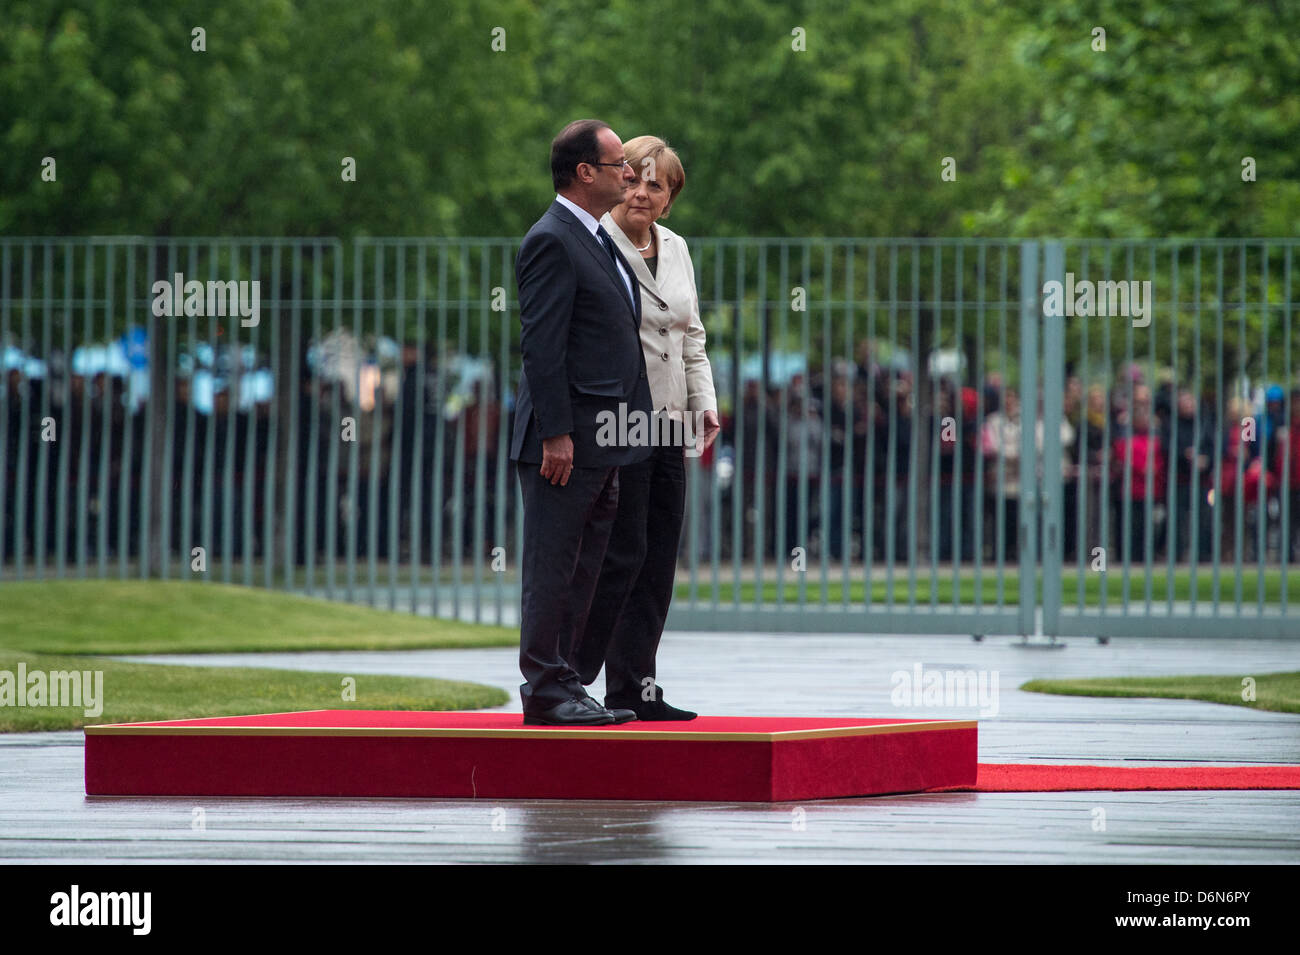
83, 720, 977, 742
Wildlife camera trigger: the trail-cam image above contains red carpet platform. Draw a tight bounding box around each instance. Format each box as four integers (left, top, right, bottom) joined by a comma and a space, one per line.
84, 710, 977, 802
954, 763, 1300, 792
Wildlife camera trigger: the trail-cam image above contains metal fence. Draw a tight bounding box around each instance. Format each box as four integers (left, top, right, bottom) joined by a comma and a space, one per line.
1, 237, 1297, 637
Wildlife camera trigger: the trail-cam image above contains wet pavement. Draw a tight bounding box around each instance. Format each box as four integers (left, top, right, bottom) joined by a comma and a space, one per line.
2, 633, 1297, 863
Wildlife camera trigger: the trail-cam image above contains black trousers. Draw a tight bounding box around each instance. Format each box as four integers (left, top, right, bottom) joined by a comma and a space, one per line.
516, 461, 620, 711
576, 444, 686, 703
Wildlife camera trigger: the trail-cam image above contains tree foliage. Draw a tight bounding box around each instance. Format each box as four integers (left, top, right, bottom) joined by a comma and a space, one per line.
2, 0, 1296, 238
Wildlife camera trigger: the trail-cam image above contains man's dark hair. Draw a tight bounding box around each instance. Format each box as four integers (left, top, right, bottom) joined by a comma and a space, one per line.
551, 119, 611, 191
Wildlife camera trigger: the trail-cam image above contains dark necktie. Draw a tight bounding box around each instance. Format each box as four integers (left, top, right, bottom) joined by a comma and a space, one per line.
596, 225, 633, 307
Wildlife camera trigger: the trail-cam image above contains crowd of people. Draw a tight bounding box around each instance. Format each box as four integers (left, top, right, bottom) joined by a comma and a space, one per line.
4, 350, 1299, 567
729, 357, 1300, 566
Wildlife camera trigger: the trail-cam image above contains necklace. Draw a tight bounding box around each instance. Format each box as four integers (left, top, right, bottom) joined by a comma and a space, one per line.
634, 228, 654, 253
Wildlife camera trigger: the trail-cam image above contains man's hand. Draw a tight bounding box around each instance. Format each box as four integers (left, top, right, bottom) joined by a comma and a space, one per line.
541, 434, 575, 486
697, 410, 721, 452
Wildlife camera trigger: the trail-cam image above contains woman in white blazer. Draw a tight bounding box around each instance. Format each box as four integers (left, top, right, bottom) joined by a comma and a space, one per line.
573, 136, 719, 721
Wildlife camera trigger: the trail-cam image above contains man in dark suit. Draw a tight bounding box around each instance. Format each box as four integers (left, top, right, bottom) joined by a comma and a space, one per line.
511, 119, 654, 726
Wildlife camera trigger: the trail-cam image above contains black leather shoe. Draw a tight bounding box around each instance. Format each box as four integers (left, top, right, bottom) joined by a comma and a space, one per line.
606, 697, 697, 721
577, 696, 638, 724
523, 698, 615, 726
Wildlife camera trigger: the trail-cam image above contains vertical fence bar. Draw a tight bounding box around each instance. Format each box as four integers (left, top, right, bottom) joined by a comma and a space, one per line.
473, 243, 489, 624
430, 245, 447, 619
1211, 247, 1225, 613
995, 244, 1009, 609
181, 243, 197, 581
1040, 242, 1064, 636
159, 243, 177, 581
928, 245, 941, 610
308, 243, 326, 597
0, 245, 9, 579
862, 244, 878, 613
1281, 246, 1292, 611
708, 243, 722, 613
952, 244, 965, 612
368, 243, 383, 607
410, 244, 427, 615
264, 244, 282, 591
840, 242, 853, 608
1256, 243, 1268, 610
345, 241, 361, 602
495, 244, 510, 624
1018, 241, 1040, 637
907, 244, 920, 610
279, 242, 301, 593
1140, 245, 1154, 612
1166, 246, 1178, 613
451, 245, 468, 620
56, 242, 74, 578
14, 244, 31, 581
972, 244, 986, 617
1119, 245, 1134, 612
33, 243, 51, 579
241, 245, 258, 587
1190, 245, 1202, 611
390, 241, 405, 613
1233, 245, 1246, 611
32, 244, 49, 579
118, 244, 134, 579
95, 244, 111, 578
755, 244, 768, 611
774, 243, 787, 612
795, 241, 810, 608
1075, 246, 1090, 611
730, 244, 743, 610
325, 243, 343, 600
818, 241, 831, 606
885, 245, 898, 608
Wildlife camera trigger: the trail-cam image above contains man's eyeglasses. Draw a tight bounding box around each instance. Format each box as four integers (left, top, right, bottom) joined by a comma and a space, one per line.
587, 159, 631, 170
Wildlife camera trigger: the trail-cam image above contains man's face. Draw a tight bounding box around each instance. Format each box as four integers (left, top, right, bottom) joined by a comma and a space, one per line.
591, 128, 635, 210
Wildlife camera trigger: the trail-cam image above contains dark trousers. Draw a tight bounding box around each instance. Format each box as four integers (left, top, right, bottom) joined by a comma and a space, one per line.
516, 461, 620, 711
576, 445, 686, 703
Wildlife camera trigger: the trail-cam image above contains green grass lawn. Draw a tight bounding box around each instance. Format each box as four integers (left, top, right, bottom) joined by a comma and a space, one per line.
0, 649, 507, 732
0, 580, 517, 731
1020, 672, 1300, 714
675, 567, 1300, 606
0, 579, 518, 654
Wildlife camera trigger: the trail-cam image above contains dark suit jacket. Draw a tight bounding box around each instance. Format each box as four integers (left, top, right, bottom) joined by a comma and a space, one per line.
511, 199, 654, 467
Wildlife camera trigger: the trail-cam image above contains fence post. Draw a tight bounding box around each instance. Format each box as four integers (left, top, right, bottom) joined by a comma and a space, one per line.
1018, 241, 1040, 637
1041, 241, 1066, 637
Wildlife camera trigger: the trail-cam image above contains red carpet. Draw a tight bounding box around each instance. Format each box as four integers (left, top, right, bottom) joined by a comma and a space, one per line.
84, 710, 977, 802
938, 763, 1300, 792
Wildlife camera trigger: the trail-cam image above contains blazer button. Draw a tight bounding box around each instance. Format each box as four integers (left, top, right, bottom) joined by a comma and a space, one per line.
658, 327, 668, 335
658, 302, 668, 310
661, 352, 669, 361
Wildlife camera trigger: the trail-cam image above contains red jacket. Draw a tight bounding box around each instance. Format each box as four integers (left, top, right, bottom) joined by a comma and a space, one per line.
1111, 432, 1165, 501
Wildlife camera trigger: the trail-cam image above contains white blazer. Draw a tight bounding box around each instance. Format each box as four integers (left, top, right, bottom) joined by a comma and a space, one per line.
601, 213, 717, 423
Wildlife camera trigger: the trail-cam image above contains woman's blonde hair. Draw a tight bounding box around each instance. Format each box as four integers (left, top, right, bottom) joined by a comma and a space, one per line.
622, 135, 685, 218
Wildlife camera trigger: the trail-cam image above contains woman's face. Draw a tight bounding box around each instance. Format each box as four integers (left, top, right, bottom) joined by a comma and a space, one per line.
1087, 385, 1106, 414
621, 159, 674, 232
